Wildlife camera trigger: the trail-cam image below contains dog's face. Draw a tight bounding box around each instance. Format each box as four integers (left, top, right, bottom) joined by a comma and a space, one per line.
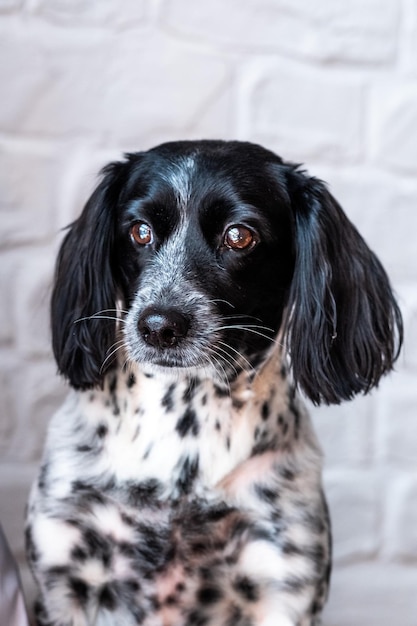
115, 143, 294, 377
52, 140, 402, 404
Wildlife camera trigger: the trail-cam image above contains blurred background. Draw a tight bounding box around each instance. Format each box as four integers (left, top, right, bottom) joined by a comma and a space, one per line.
1, 1, 417, 624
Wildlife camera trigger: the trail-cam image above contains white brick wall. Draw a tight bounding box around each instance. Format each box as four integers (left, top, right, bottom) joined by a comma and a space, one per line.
0, 1, 416, 623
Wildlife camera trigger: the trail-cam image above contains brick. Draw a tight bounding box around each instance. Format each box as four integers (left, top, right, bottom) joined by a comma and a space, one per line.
0, 140, 62, 245
20, 563, 37, 621
375, 374, 417, 467
400, 284, 417, 372
323, 469, 380, 562
34, 0, 146, 26
370, 81, 417, 175
383, 473, 417, 560
0, 23, 48, 130
0, 464, 35, 561
0, 252, 18, 344
0, 0, 23, 12
57, 146, 129, 227
324, 562, 417, 625
0, 352, 21, 459
5, 359, 67, 463
310, 394, 374, 468
14, 250, 56, 358
406, 0, 417, 76
162, 0, 399, 63
244, 61, 363, 161
0, 28, 232, 143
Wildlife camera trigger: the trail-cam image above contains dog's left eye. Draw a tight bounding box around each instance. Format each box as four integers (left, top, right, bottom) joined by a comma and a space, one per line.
130, 222, 153, 246
224, 225, 257, 251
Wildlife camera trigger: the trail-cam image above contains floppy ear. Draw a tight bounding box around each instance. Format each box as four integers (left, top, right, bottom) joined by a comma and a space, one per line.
283, 170, 403, 405
51, 161, 127, 390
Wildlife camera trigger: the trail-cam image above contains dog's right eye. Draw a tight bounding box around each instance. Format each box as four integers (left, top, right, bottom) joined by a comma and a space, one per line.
130, 222, 153, 246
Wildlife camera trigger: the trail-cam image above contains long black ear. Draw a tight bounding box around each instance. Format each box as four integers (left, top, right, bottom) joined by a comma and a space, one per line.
51, 161, 127, 390
283, 169, 403, 405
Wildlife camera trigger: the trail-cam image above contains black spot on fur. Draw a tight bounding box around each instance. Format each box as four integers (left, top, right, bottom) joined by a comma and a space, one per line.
109, 375, 117, 395
37, 462, 49, 492
70, 545, 88, 562
214, 384, 229, 398
70, 481, 106, 505
233, 575, 260, 603
183, 378, 200, 403
69, 577, 89, 606
251, 436, 278, 455
96, 423, 108, 438
127, 373, 136, 388
99, 583, 117, 610
205, 503, 236, 522
162, 383, 176, 412
25, 525, 39, 565
254, 483, 277, 504
108, 375, 120, 416
277, 414, 289, 436
143, 443, 152, 459
127, 479, 162, 507
288, 388, 301, 438
232, 397, 245, 410
165, 594, 177, 606
279, 467, 296, 481
261, 401, 270, 420
191, 541, 208, 555
197, 585, 223, 605
176, 456, 199, 495
176, 407, 199, 437
82, 527, 112, 567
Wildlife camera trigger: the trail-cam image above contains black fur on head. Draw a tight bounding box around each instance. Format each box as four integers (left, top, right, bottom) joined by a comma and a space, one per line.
51, 140, 403, 403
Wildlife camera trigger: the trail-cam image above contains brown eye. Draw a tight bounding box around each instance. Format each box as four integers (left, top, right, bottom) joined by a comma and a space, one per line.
130, 222, 153, 245
224, 225, 256, 251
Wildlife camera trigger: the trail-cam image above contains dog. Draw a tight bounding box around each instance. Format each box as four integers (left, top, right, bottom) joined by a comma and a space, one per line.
26, 140, 403, 626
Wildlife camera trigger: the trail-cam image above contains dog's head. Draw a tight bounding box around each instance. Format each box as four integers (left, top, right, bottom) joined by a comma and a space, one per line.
51, 140, 402, 404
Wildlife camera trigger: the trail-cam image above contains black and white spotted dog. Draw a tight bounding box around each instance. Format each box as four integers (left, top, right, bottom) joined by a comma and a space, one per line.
26, 140, 402, 626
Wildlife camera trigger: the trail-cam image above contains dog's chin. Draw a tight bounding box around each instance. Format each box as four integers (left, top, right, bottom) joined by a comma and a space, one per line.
134, 360, 229, 385
126, 348, 229, 384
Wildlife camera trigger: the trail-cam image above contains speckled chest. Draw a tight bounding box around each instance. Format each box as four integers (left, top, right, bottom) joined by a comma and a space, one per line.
44, 358, 304, 505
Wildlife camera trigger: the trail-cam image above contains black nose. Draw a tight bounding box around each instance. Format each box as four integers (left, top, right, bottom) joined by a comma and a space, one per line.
138, 307, 190, 349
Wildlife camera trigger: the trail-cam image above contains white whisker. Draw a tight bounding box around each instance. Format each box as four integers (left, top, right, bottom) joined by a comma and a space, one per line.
100, 340, 126, 373
216, 324, 278, 344
74, 315, 127, 325
216, 340, 254, 374
208, 345, 240, 380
